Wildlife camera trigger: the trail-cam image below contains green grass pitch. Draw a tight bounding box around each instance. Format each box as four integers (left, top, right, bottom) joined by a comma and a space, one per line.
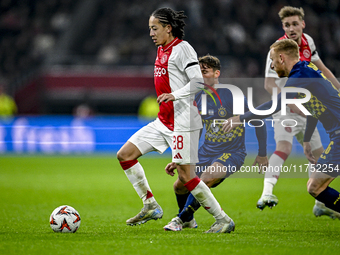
0, 155, 339, 254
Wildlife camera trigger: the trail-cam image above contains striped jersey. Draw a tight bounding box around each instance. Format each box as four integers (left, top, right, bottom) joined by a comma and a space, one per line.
154, 37, 203, 131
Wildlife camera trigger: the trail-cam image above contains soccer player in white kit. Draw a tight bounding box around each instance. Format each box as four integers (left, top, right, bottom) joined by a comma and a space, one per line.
258, 6, 340, 219
117, 7, 234, 233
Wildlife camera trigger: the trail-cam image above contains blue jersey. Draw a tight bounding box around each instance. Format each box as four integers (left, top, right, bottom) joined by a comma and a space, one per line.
286, 61, 340, 134
242, 61, 340, 135
195, 88, 248, 155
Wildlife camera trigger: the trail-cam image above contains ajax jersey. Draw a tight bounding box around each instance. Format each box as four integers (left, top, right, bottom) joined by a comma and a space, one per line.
154, 38, 203, 132
265, 33, 320, 87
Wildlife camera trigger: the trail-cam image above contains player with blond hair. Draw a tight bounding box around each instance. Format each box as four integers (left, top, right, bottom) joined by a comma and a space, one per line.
258, 6, 340, 219
224, 38, 340, 219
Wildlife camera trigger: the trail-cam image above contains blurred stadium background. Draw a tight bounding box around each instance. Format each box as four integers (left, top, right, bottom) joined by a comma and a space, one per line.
0, 0, 338, 154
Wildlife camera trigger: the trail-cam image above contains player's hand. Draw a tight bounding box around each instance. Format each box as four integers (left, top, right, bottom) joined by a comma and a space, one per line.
157, 93, 175, 104
222, 116, 241, 133
287, 104, 306, 118
165, 162, 177, 176
303, 142, 316, 164
252, 155, 269, 174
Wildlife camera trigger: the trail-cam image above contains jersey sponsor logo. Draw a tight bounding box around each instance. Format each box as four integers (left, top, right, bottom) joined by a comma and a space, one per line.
303, 49, 311, 59
154, 67, 167, 77
210, 122, 219, 133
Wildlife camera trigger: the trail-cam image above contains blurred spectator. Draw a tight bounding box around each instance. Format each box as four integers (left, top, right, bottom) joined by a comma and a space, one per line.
71, 0, 339, 78
0, 83, 17, 117
73, 103, 94, 118
0, 0, 339, 112
0, 0, 79, 93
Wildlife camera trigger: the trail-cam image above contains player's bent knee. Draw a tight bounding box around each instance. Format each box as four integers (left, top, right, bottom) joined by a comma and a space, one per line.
307, 179, 322, 197
116, 148, 135, 162
116, 149, 126, 161
276, 141, 293, 155
117, 143, 141, 162
275, 147, 291, 156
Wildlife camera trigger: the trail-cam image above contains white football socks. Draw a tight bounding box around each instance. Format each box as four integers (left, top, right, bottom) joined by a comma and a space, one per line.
262, 153, 284, 197
190, 180, 230, 222
124, 161, 156, 205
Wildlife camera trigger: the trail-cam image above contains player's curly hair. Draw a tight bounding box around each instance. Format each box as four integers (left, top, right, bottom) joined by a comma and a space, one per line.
151, 7, 187, 40
279, 6, 305, 21
199, 54, 221, 71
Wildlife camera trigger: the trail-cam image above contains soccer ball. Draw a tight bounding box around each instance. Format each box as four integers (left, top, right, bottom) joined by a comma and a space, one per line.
49, 205, 81, 233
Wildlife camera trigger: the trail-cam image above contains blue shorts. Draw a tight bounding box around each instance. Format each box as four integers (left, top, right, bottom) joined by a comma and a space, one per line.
316, 133, 340, 177
195, 146, 246, 187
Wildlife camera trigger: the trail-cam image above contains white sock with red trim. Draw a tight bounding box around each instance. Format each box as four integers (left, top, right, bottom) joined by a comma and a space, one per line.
184, 177, 231, 222
120, 160, 156, 205
262, 151, 288, 197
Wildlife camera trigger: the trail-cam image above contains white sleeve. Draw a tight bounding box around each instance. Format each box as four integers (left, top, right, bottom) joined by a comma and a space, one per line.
171, 64, 204, 100
171, 41, 204, 100
304, 33, 320, 62
264, 50, 279, 78
173, 41, 199, 71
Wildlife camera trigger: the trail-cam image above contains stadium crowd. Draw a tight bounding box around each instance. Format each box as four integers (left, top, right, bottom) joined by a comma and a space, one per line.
0, 0, 339, 95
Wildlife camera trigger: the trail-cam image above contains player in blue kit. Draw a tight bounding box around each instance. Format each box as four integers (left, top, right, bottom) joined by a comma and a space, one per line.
163, 55, 268, 231
224, 39, 340, 214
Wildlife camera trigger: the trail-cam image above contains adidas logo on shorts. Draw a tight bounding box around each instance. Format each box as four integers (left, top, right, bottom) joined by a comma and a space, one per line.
174, 153, 182, 159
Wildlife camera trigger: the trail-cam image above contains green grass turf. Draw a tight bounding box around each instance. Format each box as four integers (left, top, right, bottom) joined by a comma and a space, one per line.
0, 155, 339, 255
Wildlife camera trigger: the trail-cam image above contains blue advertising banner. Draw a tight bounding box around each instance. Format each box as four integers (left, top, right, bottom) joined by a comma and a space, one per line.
0, 116, 329, 155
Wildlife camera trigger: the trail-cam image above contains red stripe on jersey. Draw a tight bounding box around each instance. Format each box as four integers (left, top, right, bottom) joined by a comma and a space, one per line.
279, 34, 312, 62
120, 159, 138, 170
154, 38, 183, 131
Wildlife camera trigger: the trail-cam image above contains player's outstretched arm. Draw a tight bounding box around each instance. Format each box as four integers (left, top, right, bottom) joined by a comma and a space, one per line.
252, 155, 269, 174
313, 59, 340, 90
264, 77, 281, 95
303, 116, 318, 164
303, 142, 315, 164
254, 120, 267, 146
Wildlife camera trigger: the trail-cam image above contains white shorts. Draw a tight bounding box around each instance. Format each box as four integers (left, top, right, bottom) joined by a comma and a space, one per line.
272, 109, 323, 150
128, 118, 200, 164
